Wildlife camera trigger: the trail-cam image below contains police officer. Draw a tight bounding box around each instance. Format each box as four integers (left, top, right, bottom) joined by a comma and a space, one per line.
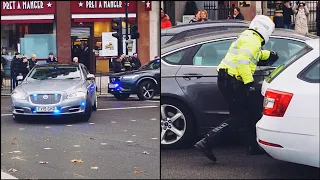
194, 15, 279, 162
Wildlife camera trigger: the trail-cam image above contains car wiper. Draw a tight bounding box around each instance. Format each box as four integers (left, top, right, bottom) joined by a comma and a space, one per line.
65, 77, 80, 79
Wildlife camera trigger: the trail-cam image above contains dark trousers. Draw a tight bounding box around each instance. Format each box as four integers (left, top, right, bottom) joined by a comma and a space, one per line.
204, 69, 257, 148
283, 23, 291, 29
11, 74, 18, 89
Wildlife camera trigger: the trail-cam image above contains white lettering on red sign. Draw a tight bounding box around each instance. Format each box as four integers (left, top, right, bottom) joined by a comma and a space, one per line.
79, 1, 122, 9
2, 1, 52, 10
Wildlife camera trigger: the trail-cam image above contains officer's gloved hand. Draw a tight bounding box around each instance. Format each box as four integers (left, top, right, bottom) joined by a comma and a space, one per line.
267, 51, 279, 65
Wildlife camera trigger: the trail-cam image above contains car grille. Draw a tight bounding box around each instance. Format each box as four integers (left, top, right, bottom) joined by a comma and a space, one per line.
30, 94, 62, 105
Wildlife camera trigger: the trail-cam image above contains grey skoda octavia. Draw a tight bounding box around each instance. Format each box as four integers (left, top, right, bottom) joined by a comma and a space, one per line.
11, 63, 97, 122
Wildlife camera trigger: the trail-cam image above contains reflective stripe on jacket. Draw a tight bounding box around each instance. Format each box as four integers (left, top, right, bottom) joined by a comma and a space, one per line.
217, 29, 271, 84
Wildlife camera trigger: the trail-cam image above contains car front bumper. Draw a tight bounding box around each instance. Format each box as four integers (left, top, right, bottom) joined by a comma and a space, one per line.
256, 116, 320, 168
12, 97, 87, 116
108, 82, 136, 95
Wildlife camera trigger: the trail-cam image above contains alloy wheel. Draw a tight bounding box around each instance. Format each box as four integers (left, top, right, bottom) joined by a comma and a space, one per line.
160, 104, 186, 145
142, 83, 155, 99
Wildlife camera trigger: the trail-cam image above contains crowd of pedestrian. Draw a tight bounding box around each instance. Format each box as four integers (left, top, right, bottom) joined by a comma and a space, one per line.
1, 48, 58, 89
113, 53, 142, 73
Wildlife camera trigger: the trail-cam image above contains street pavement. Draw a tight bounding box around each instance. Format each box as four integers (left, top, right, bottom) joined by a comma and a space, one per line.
1, 96, 160, 179
161, 144, 320, 179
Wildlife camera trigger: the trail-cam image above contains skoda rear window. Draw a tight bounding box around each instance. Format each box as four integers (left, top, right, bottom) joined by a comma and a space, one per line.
265, 45, 313, 83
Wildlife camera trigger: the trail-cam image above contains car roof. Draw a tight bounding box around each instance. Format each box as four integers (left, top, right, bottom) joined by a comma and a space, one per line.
161, 20, 250, 35
36, 63, 80, 67
161, 29, 319, 54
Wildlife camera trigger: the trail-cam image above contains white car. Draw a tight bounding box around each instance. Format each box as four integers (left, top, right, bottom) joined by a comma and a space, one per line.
257, 38, 320, 168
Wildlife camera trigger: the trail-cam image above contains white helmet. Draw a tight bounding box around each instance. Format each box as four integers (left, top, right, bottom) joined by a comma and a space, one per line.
249, 15, 275, 45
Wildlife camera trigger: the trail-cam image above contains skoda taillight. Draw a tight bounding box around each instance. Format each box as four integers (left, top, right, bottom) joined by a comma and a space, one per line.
263, 89, 293, 117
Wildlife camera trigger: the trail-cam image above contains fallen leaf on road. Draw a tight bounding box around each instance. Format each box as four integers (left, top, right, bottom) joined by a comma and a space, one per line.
44, 148, 52, 150
39, 161, 48, 164
89, 123, 95, 125
12, 137, 17, 140
134, 170, 144, 174
11, 142, 16, 145
8, 168, 17, 172
100, 143, 107, 146
71, 159, 84, 163
66, 125, 73, 127
142, 151, 150, 155
91, 166, 98, 170
90, 137, 95, 140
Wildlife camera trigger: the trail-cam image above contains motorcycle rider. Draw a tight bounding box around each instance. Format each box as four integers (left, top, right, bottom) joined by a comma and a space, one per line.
194, 15, 279, 162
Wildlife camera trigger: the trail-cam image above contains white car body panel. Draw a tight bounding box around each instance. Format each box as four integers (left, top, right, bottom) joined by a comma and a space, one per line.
257, 39, 320, 168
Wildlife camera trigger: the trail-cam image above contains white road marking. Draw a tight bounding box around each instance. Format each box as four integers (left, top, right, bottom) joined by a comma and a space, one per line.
150, 118, 157, 121
73, 145, 81, 148
130, 120, 137, 122
126, 141, 134, 143
44, 148, 52, 150
0, 105, 159, 117
151, 138, 158, 140
100, 143, 107, 145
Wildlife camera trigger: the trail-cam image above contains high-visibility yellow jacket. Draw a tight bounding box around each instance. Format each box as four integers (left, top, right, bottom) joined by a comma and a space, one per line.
217, 29, 271, 84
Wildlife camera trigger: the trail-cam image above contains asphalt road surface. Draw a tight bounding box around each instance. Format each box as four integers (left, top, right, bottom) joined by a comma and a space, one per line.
1, 96, 160, 179
161, 144, 320, 179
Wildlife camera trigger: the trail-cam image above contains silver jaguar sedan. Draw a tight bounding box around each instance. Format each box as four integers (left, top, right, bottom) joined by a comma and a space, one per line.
11, 63, 98, 121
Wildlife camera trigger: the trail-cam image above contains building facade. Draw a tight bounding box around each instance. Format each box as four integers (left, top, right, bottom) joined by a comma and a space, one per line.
1, 1, 159, 73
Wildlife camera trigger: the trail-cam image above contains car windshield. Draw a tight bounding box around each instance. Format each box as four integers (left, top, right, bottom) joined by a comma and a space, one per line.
27, 66, 81, 81
139, 60, 160, 70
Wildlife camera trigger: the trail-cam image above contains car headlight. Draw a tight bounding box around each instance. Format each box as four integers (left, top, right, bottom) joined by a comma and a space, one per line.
11, 92, 26, 100
67, 91, 86, 99
122, 75, 139, 79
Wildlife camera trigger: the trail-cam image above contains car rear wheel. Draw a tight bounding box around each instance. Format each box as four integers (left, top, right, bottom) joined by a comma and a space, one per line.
161, 99, 195, 149
137, 80, 156, 100
81, 98, 92, 122
114, 94, 130, 100
92, 93, 97, 111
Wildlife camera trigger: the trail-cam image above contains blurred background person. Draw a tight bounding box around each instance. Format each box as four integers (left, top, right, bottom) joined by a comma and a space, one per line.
113, 56, 125, 73
1, 56, 6, 88
2, 47, 8, 55
47, 52, 58, 63
123, 55, 132, 71
130, 53, 141, 70
161, 8, 172, 29
10, 52, 21, 89
73, 57, 79, 64
200, 10, 209, 22
28, 54, 38, 70
232, 7, 244, 20
282, 1, 294, 29
189, 10, 201, 23
293, 1, 309, 34
19, 56, 29, 80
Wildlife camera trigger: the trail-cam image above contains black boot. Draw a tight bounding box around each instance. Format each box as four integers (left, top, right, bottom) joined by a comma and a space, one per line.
246, 146, 265, 155
194, 138, 217, 162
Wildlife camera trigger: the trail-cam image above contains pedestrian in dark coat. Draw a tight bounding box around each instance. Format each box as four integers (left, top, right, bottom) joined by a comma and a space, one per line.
282, 1, 294, 29
233, 7, 245, 20
113, 56, 124, 73
19, 56, 30, 79
47, 52, 57, 63
130, 53, 142, 70
10, 52, 21, 89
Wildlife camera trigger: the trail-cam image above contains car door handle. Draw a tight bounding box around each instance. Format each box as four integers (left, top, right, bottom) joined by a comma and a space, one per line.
182, 73, 203, 80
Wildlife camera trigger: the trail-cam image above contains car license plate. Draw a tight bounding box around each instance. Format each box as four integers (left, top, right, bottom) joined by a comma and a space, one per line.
36, 107, 55, 112
109, 84, 118, 88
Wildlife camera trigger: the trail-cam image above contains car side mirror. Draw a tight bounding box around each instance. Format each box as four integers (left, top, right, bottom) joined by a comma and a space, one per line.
87, 74, 95, 80
17, 75, 24, 81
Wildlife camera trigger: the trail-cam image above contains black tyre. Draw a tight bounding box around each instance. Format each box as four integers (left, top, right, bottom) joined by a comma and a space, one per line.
81, 98, 92, 122
137, 80, 156, 100
114, 94, 130, 100
161, 98, 196, 149
92, 93, 97, 111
